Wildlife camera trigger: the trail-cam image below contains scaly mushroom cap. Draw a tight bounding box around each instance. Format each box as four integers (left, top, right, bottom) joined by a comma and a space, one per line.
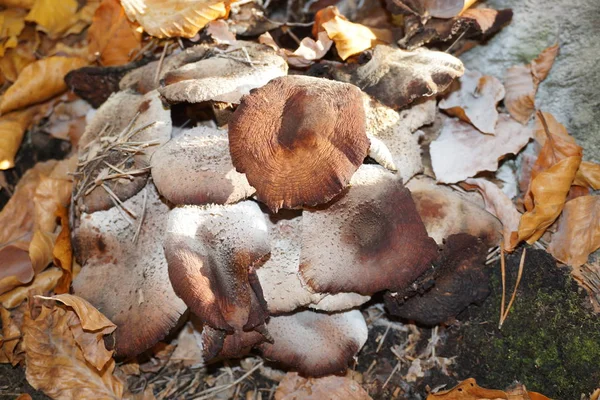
74, 90, 171, 214
258, 309, 368, 377
163, 201, 270, 332
407, 175, 502, 246
229, 75, 369, 212
385, 233, 490, 325
151, 126, 255, 205
256, 213, 370, 314
300, 165, 439, 295
72, 183, 186, 358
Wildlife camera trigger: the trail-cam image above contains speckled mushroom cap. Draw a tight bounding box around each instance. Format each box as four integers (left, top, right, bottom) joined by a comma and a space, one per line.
407, 175, 502, 246
258, 309, 368, 377
74, 89, 171, 214
228, 75, 369, 212
299, 165, 439, 295
151, 126, 255, 205
72, 183, 187, 358
163, 201, 270, 332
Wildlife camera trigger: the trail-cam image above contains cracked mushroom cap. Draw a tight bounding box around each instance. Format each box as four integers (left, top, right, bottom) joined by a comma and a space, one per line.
159, 41, 288, 104
74, 89, 171, 214
300, 165, 439, 295
407, 176, 502, 246
151, 126, 255, 205
256, 213, 370, 314
163, 201, 270, 332
72, 183, 187, 358
258, 309, 368, 376
228, 75, 369, 212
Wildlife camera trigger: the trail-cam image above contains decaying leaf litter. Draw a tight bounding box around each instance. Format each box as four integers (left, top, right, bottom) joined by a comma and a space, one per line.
0, 0, 599, 399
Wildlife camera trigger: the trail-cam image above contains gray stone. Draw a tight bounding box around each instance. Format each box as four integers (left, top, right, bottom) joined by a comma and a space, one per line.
460, 0, 600, 161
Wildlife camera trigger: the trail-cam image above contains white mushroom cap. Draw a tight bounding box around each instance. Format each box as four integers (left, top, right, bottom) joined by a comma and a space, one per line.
151, 126, 255, 205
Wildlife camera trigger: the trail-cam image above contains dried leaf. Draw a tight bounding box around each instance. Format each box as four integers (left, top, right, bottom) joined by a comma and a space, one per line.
0, 56, 88, 114
88, 0, 142, 66
504, 44, 558, 124
168, 322, 204, 367
0, 0, 34, 8
431, 115, 532, 184
1, 303, 26, 365
120, 0, 229, 38
547, 196, 600, 267
25, 0, 79, 38
53, 206, 72, 294
275, 372, 372, 400
315, 6, 392, 60
0, 8, 27, 56
0, 268, 62, 309
206, 19, 236, 45
42, 98, 91, 145
0, 37, 38, 82
516, 156, 581, 245
0, 106, 38, 170
464, 178, 521, 252
28, 230, 55, 275
439, 69, 505, 134
573, 161, 600, 190
22, 299, 124, 399
427, 378, 512, 399
259, 31, 333, 68
533, 111, 571, 145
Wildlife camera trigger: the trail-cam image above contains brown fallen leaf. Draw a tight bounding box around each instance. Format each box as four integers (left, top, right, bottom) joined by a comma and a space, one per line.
120, 0, 229, 38
53, 206, 72, 294
427, 378, 549, 399
0, 106, 39, 170
463, 178, 521, 252
0, 268, 63, 309
22, 295, 124, 399
547, 195, 600, 267
88, 0, 142, 66
259, 31, 333, 68
1, 303, 26, 365
504, 44, 559, 124
573, 161, 600, 190
0, 37, 38, 82
439, 69, 505, 134
431, 114, 532, 184
25, 0, 98, 39
42, 98, 91, 145
0, 56, 88, 114
275, 371, 371, 400
168, 321, 204, 367
206, 19, 236, 44
0, 8, 27, 56
315, 6, 393, 60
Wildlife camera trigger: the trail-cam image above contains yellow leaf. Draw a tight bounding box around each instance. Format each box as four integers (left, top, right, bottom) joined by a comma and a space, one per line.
22, 301, 124, 399
0, 8, 26, 38
0, 0, 34, 8
0, 56, 88, 114
548, 195, 600, 267
25, 0, 79, 39
0, 106, 38, 169
53, 206, 72, 294
0, 40, 37, 82
28, 230, 56, 275
573, 161, 600, 190
88, 0, 142, 66
120, 0, 229, 38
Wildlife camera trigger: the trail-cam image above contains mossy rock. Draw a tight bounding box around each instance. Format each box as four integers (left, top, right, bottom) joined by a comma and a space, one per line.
430, 249, 600, 399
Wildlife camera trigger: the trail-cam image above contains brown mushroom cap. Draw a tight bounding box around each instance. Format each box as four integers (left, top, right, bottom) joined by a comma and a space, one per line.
202, 325, 267, 361
74, 89, 171, 214
229, 75, 369, 212
72, 183, 187, 358
406, 175, 502, 246
151, 126, 255, 205
163, 201, 270, 332
258, 309, 368, 377
299, 165, 439, 295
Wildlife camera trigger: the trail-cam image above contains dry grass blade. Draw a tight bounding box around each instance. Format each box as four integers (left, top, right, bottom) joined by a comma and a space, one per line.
499, 248, 527, 329
499, 244, 506, 328
192, 361, 263, 400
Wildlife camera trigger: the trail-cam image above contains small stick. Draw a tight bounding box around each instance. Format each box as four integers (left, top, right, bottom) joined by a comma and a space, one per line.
376, 324, 391, 353
500, 249, 527, 328
193, 362, 263, 399
382, 362, 400, 389
154, 42, 171, 85
499, 244, 507, 329
133, 188, 148, 243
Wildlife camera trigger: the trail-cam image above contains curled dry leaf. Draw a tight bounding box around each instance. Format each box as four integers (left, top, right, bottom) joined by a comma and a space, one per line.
259, 31, 333, 68
0, 33, 38, 82
0, 106, 38, 170
0, 8, 27, 56
427, 377, 549, 399
206, 19, 236, 44
1, 303, 26, 365
120, 0, 229, 38
504, 44, 559, 124
548, 196, 600, 267
53, 206, 72, 294
439, 69, 505, 134
315, 6, 392, 60
22, 297, 124, 399
431, 115, 532, 184
25, 0, 96, 39
88, 0, 142, 66
574, 161, 600, 190
0, 268, 62, 309
275, 372, 372, 400
0, 56, 88, 114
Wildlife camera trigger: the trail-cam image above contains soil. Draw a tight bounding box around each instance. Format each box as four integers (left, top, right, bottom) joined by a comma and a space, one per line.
0, 363, 49, 400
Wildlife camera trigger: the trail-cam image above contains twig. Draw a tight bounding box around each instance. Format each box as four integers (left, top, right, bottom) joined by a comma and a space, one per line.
376, 324, 391, 353
382, 362, 400, 389
499, 244, 507, 328
192, 361, 263, 400
499, 249, 527, 328
154, 43, 171, 85
133, 188, 148, 243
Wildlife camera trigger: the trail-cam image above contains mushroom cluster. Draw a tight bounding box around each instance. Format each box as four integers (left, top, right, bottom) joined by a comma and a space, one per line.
71, 40, 501, 376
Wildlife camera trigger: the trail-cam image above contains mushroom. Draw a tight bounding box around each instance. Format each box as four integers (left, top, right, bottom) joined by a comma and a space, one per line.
228, 75, 370, 212
201, 325, 267, 360
73, 89, 171, 214
163, 201, 270, 332
159, 41, 288, 104
299, 165, 439, 295
407, 175, 502, 246
385, 233, 491, 325
258, 309, 368, 376
151, 126, 255, 205
72, 183, 186, 358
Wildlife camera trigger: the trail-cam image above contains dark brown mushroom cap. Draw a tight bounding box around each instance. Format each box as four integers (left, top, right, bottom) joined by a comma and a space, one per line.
228, 75, 369, 212
327, 45, 464, 110
202, 325, 267, 361
151, 126, 255, 205
385, 233, 490, 325
258, 309, 368, 377
72, 183, 187, 358
406, 175, 502, 246
299, 165, 439, 295
163, 201, 270, 332
74, 89, 171, 214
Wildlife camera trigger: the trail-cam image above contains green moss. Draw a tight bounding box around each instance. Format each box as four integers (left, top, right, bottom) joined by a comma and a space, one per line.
440, 249, 600, 399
